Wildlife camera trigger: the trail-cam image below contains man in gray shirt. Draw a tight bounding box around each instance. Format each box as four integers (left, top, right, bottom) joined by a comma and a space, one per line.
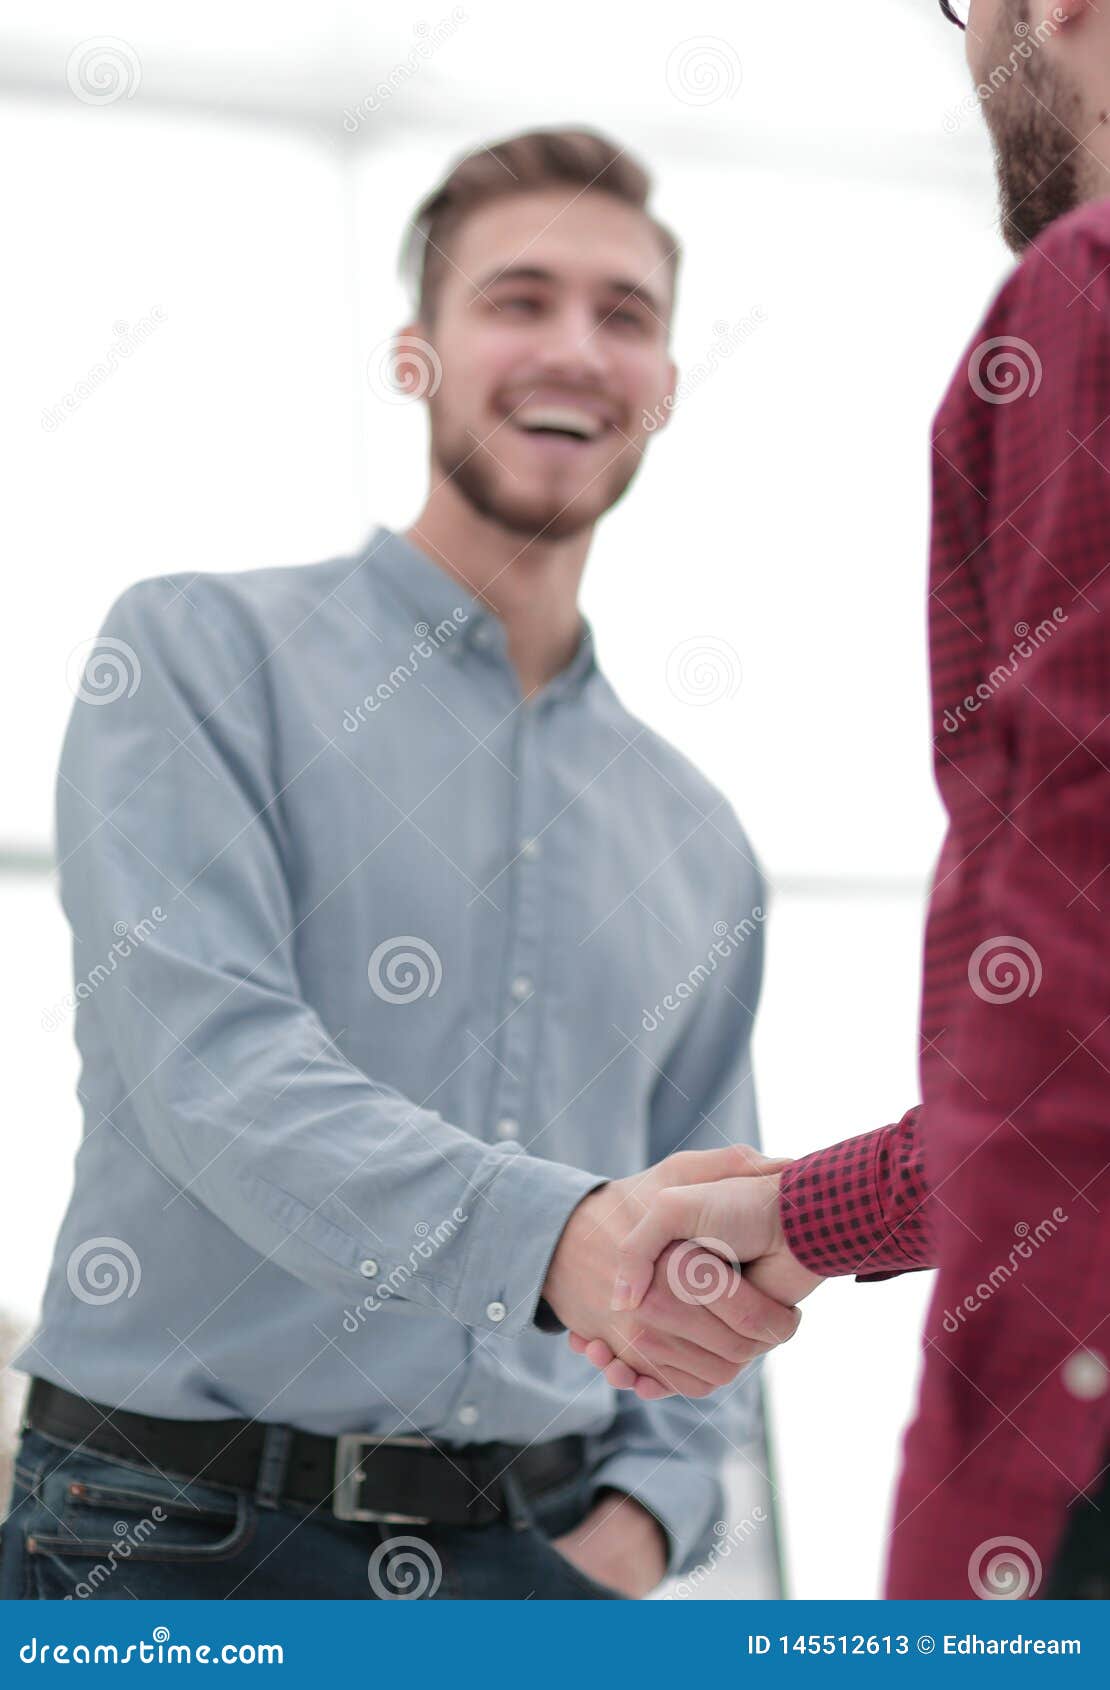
2, 126, 798, 1602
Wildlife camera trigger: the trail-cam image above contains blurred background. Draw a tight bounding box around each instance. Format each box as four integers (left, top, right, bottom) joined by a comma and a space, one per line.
2, 0, 1012, 1597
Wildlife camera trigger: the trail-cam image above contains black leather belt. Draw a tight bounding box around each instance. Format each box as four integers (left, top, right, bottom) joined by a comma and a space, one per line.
25, 1379, 590, 1527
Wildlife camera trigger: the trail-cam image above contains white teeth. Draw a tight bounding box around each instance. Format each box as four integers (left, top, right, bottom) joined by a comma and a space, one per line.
516, 406, 603, 440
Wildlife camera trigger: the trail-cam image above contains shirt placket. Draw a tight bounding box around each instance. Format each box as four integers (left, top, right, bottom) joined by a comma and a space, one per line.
446, 683, 550, 1441
489, 702, 546, 1156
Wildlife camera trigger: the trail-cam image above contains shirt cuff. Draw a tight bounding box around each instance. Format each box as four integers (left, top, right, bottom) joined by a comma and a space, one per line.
779, 1122, 932, 1279
451, 1145, 604, 1339
590, 1450, 722, 1575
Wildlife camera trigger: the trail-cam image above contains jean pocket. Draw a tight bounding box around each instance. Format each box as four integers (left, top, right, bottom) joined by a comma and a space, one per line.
529, 1527, 625, 1600
28, 1455, 256, 1567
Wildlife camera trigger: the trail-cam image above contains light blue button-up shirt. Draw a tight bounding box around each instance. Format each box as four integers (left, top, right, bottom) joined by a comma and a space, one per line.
18, 528, 766, 1570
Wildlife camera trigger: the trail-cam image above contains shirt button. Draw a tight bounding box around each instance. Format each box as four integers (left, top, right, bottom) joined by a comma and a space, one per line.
510, 975, 533, 1001
1063, 1350, 1108, 1400
457, 1404, 479, 1426
486, 1300, 507, 1323
359, 1259, 378, 1278
495, 1117, 519, 1140
519, 837, 541, 861
471, 622, 494, 649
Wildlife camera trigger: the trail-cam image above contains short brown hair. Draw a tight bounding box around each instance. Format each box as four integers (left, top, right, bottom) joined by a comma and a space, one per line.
400, 126, 681, 321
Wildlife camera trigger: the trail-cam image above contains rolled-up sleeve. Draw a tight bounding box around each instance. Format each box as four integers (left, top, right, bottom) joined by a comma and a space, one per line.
779, 1108, 933, 1281
57, 577, 599, 1339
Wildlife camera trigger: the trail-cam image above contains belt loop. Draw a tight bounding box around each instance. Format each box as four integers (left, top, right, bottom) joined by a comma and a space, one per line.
254, 1424, 294, 1510
499, 1465, 535, 1533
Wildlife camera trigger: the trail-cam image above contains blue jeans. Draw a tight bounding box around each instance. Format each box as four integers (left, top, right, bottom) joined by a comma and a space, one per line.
0, 1428, 626, 1601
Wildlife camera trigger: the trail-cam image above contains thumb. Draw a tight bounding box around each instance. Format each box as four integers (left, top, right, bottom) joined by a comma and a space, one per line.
610, 1183, 709, 1312
655, 1144, 792, 1189
729, 1145, 794, 1178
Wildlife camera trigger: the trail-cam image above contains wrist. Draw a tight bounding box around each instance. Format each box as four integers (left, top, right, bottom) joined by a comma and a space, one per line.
761, 1171, 786, 1252
542, 1182, 612, 1325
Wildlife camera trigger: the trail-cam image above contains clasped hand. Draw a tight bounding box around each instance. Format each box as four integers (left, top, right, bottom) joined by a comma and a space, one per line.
543, 1145, 824, 1400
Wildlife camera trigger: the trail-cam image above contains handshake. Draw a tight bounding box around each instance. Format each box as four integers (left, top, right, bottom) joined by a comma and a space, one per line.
542, 1145, 825, 1399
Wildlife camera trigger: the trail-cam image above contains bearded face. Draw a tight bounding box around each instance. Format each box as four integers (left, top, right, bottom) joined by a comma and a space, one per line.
970, 0, 1083, 252
410, 186, 677, 544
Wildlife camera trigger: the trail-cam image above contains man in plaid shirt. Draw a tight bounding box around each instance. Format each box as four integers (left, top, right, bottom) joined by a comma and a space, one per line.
576, 0, 1110, 1598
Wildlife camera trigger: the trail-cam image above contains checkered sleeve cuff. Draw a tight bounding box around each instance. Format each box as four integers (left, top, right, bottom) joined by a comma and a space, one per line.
778, 1108, 934, 1279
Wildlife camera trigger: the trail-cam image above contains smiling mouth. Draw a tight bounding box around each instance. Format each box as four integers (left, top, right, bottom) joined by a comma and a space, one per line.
511, 403, 616, 444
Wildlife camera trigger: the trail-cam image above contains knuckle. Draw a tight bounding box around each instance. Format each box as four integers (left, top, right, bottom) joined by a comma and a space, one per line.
725, 1333, 756, 1367
652, 1155, 685, 1190
706, 1351, 740, 1385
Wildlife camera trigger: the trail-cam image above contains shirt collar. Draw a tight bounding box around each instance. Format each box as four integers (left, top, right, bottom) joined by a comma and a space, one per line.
360, 525, 598, 702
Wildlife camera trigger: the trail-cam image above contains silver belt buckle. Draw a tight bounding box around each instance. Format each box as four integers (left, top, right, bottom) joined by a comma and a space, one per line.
332, 1433, 433, 1524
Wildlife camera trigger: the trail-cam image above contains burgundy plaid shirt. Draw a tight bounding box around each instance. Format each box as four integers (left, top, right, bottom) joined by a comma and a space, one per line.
780, 199, 1110, 1599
